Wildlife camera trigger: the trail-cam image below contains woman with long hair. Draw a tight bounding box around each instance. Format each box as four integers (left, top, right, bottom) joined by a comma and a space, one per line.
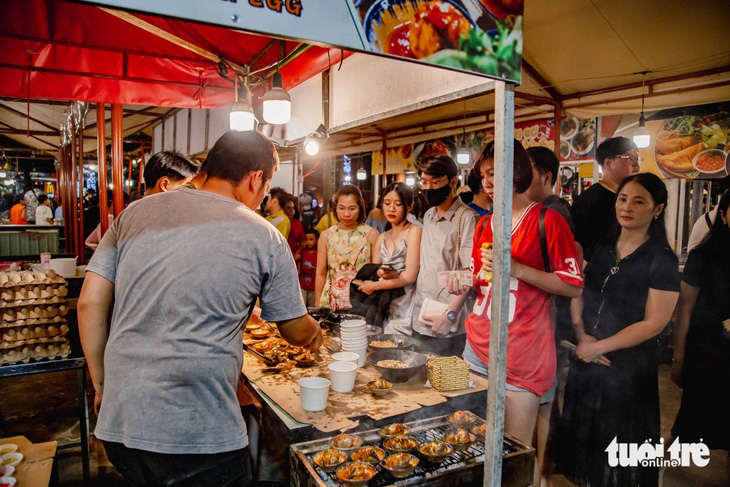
670, 190, 730, 457
314, 185, 378, 310
558, 173, 681, 487
451, 140, 583, 485
357, 182, 422, 335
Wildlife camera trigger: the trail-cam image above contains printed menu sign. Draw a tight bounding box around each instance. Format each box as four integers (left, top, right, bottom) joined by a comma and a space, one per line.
84, 0, 523, 82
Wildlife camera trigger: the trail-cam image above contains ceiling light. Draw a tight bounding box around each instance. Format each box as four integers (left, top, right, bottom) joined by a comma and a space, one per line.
356, 168, 367, 180
405, 174, 416, 186
230, 77, 257, 132
344, 175, 351, 182
633, 80, 651, 149
0, 172, 5, 178
4, 179, 13, 186
303, 124, 329, 156
263, 70, 291, 125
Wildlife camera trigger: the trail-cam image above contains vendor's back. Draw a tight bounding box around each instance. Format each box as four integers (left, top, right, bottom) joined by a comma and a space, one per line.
86, 187, 303, 454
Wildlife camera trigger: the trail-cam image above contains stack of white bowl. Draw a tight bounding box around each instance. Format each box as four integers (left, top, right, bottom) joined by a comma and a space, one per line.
339, 319, 368, 366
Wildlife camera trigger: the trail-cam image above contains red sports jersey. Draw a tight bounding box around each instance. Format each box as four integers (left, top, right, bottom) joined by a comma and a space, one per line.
465, 202, 583, 395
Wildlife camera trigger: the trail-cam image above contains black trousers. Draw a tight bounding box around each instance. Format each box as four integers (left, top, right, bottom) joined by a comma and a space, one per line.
103, 441, 252, 487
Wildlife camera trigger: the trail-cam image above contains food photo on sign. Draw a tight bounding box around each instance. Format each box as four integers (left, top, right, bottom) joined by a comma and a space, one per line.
353, 0, 523, 81
559, 117, 597, 162
651, 109, 729, 179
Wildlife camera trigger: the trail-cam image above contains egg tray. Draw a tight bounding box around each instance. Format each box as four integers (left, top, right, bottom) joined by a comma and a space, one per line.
0, 316, 67, 329
1, 340, 71, 365
1, 322, 69, 342
0, 335, 69, 350
1, 295, 67, 309
1, 284, 68, 301
0, 270, 66, 287
1, 304, 69, 322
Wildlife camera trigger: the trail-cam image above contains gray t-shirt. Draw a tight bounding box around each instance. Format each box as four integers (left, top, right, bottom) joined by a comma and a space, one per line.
87, 188, 305, 454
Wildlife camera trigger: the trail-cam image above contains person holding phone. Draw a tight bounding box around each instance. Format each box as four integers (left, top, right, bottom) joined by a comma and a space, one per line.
358, 183, 422, 336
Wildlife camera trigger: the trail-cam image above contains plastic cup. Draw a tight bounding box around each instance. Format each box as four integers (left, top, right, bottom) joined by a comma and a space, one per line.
350, 347, 368, 367
298, 377, 330, 411
332, 351, 360, 366
341, 340, 368, 351
328, 361, 358, 392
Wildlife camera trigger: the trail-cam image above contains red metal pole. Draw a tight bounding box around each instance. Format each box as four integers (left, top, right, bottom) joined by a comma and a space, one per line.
111, 104, 124, 217
77, 126, 85, 264
60, 145, 72, 254
137, 150, 146, 198
97, 103, 109, 236
70, 121, 80, 261
127, 157, 133, 200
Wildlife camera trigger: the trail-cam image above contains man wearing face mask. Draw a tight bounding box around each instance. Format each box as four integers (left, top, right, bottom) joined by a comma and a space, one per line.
407, 154, 477, 355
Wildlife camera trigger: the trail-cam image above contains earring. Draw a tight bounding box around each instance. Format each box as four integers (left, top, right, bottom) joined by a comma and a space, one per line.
653, 215, 658, 220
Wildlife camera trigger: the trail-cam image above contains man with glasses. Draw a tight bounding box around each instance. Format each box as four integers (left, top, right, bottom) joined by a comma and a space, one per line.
571, 136, 641, 261
408, 154, 477, 355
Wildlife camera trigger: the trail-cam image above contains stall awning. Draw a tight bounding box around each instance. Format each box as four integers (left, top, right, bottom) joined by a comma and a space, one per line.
0, 0, 347, 109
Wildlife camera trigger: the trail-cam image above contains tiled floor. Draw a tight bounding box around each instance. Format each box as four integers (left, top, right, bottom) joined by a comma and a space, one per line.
0, 364, 727, 486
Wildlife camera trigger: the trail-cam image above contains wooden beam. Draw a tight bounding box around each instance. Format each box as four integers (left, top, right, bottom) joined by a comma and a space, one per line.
522, 60, 562, 102
561, 65, 730, 101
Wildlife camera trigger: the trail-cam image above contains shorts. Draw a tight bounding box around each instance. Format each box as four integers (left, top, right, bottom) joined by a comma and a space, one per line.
462, 340, 530, 393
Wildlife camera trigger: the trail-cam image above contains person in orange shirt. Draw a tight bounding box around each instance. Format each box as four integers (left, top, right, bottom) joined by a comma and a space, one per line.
10, 196, 27, 224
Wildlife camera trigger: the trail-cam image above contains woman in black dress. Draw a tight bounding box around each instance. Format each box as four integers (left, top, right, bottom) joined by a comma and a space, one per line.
671, 190, 730, 453
558, 173, 680, 486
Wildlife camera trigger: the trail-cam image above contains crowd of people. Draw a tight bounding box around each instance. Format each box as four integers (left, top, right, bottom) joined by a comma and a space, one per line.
74, 130, 729, 487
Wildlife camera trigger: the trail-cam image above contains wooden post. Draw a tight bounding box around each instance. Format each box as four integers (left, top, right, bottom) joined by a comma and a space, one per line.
483, 80, 515, 487
111, 104, 124, 217
97, 104, 109, 236
381, 135, 387, 191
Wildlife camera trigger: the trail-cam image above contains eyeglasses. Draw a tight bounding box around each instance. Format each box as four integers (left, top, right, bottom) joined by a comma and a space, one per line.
613, 155, 643, 164
418, 176, 449, 189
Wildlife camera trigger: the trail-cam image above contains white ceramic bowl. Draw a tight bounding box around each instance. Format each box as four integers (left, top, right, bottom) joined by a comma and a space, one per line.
0, 446, 16, 456
0, 476, 16, 487
0, 453, 23, 467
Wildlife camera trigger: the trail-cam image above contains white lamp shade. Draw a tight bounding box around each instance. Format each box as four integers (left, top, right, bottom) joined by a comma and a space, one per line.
457, 150, 471, 165
304, 139, 319, 156
230, 110, 256, 131
356, 168, 367, 180
405, 175, 416, 186
633, 126, 651, 149
263, 99, 291, 125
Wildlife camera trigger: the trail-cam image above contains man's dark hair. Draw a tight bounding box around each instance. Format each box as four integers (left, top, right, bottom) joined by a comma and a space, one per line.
206, 130, 279, 184
86, 188, 96, 195
417, 154, 458, 181
527, 146, 560, 186
466, 171, 482, 194
37, 194, 48, 204
268, 187, 290, 208
595, 136, 638, 167
143, 151, 199, 189
304, 228, 320, 239
474, 140, 533, 194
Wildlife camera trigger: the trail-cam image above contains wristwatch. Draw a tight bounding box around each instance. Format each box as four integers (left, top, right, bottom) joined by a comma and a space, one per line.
446, 310, 457, 322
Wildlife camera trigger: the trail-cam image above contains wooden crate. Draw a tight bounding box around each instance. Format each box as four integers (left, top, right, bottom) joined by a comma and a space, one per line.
290, 415, 534, 487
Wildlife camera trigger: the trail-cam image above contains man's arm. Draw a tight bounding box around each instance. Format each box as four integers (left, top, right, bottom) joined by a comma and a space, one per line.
276, 314, 323, 351
77, 272, 115, 414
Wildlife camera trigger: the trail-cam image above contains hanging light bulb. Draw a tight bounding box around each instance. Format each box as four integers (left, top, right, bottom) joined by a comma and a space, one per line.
304, 139, 319, 156
405, 174, 416, 186
633, 80, 651, 149
457, 101, 470, 164
302, 124, 329, 156
356, 167, 367, 180
263, 70, 291, 125
230, 77, 256, 131
344, 175, 351, 182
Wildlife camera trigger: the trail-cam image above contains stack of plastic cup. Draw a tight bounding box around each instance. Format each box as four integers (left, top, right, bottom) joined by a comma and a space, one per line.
339, 319, 368, 366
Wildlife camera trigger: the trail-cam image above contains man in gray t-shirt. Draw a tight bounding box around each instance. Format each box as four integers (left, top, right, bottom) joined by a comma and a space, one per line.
78, 130, 322, 486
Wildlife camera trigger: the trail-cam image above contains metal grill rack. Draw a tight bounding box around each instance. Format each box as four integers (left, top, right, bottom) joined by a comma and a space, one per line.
291, 414, 533, 487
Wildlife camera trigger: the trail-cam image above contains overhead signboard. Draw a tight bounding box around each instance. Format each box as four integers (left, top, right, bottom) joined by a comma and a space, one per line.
82, 0, 523, 82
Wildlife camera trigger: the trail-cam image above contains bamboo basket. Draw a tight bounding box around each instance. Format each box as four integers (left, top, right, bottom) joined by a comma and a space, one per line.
427, 356, 470, 392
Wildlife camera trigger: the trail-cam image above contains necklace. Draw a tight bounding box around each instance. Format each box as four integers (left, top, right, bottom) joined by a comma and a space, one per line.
386, 223, 411, 251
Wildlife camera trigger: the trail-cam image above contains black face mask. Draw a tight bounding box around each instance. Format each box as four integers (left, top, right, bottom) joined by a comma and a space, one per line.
422, 184, 452, 207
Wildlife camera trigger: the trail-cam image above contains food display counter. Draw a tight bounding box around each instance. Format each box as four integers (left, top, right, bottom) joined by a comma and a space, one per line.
239, 317, 535, 485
